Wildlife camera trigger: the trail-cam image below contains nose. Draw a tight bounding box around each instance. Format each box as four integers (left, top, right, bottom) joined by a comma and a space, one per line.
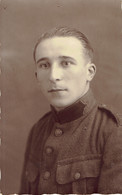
49, 63, 63, 82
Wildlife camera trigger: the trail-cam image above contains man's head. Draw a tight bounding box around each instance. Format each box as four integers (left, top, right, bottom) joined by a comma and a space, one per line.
34, 27, 96, 110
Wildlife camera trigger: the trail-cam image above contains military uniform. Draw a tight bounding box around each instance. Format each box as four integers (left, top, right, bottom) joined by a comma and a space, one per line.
20, 89, 122, 194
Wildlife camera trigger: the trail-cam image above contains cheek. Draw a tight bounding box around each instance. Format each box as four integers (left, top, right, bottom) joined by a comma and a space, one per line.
37, 75, 48, 92
37, 71, 48, 84
36, 71, 44, 81
39, 81, 47, 91
69, 70, 86, 85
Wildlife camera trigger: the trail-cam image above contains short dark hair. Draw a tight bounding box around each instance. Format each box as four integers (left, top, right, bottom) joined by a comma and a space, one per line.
33, 26, 94, 63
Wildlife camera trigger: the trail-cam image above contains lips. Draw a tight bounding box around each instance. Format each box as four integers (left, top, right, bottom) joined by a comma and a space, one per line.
48, 88, 67, 92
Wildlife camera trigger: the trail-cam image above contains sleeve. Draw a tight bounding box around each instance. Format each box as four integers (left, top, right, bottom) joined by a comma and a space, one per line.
98, 126, 122, 193
19, 125, 35, 194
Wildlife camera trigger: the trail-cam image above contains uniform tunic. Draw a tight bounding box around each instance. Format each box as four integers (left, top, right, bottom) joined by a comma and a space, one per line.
20, 89, 122, 194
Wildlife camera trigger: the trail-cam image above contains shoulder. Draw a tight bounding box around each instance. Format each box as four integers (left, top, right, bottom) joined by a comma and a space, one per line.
27, 111, 52, 144
37, 111, 52, 123
34, 111, 52, 129
98, 103, 122, 127
28, 111, 52, 137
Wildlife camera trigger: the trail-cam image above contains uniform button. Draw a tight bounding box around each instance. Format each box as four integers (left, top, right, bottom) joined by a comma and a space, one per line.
43, 171, 50, 180
74, 172, 81, 180
45, 147, 53, 155
55, 128, 63, 137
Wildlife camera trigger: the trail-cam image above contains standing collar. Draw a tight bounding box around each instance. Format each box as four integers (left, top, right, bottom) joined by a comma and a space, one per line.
51, 89, 96, 124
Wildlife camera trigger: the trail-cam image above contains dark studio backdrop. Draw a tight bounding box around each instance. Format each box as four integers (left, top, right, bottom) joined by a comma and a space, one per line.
0, 0, 122, 194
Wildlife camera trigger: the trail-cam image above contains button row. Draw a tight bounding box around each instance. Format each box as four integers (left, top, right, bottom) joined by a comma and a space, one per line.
45, 128, 63, 155
43, 128, 63, 182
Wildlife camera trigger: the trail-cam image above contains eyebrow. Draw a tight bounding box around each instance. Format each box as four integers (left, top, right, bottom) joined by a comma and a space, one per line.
59, 56, 77, 63
36, 57, 49, 64
36, 56, 77, 64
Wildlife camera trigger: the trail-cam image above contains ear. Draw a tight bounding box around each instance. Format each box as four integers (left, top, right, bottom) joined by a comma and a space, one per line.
87, 63, 96, 81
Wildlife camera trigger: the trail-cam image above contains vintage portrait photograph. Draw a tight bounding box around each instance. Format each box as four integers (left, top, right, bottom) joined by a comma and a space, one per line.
0, 0, 122, 194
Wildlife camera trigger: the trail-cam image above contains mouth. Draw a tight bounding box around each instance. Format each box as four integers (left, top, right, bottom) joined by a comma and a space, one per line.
48, 88, 67, 93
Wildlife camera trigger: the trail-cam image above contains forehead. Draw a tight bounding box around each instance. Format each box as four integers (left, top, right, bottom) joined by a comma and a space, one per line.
35, 36, 84, 61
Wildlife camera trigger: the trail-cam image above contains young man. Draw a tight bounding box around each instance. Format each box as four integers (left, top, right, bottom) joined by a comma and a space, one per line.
20, 27, 122, 194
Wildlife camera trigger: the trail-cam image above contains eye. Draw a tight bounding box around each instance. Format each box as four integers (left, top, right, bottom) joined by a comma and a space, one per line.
38, 62, 50, 69
61, 61, 72, 67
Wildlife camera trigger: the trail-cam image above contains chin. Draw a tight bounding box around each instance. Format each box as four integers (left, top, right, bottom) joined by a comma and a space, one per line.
51, 99, 74, 110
